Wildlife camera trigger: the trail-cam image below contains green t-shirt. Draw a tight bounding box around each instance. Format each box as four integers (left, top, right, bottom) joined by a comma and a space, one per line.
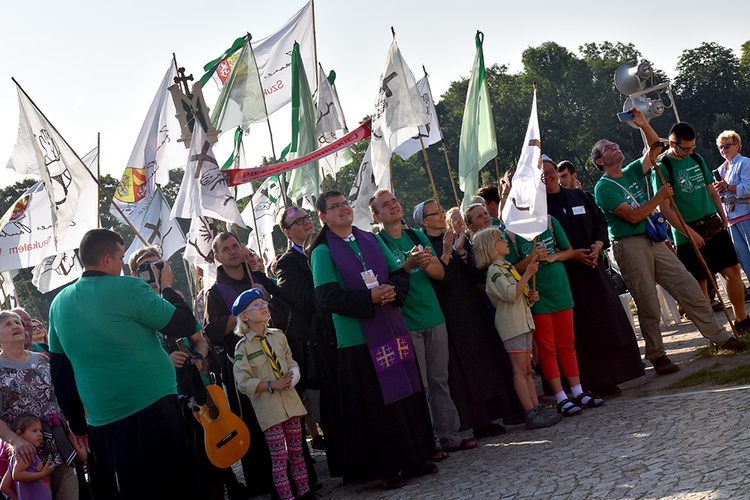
594, 159, 650, 240
653, 153, 717, 245
49, 275, 178, 426
310, 237, 402, 348
376, 229, 445, 330
506, 216, 574, 314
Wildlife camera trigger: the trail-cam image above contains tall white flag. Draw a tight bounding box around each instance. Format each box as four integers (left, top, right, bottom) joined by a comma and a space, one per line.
349, 145, 392, 231
392, 75, 443, 160
32, 251, 83, 294
501, 89, 546, 240
370, 38, 429, 184
0, 147, 98, 272
253, 1, 315, 115
171, 124, 245, 227
316, 64, 353, 179
8, 84, 93, 245
124, 188, 186, 265
111, 64, 181, 227
183, 216, 220, 267
242, 176, 284, 269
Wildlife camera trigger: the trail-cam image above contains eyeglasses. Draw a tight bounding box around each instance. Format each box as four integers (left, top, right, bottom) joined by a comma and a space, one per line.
719, 143, 736, 150
423, 209, 445, 218
246, 300, 269, 311
595, 143, 619, 159
325, 200, 351, 213
673, 142, 695, 153
286, 214, 312, 228
31, 324, 44, 331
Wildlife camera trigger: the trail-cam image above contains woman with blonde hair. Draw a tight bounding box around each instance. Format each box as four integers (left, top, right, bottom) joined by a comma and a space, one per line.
714, 130, 750, 298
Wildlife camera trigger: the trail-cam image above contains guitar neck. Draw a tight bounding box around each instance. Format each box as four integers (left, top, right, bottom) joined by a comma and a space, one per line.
176, 338, 212, 386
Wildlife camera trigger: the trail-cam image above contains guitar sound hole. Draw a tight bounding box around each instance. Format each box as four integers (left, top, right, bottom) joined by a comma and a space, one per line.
216, 430, 239, 449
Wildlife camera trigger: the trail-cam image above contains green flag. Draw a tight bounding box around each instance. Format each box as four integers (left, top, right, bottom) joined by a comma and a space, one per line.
285, 42, 320, 205
210, 37, 268, 132
458, 31, 497, 206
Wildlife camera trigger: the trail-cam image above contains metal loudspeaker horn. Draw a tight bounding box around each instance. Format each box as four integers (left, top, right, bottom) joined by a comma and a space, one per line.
622, 96, 665, 129
614, 61, 653, 96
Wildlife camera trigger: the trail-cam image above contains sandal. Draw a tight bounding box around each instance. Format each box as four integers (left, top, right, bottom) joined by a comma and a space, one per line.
429, 450, 449, 462
556, 398, 582, 417
444, 439, 477, 452
572, 391, 604, 409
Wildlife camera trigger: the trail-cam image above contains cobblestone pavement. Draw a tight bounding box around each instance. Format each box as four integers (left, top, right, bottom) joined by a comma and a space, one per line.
302, 384, 750, 499
239, 311, 750, 499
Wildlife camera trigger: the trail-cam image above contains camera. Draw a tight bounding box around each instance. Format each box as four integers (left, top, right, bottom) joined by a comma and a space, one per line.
136, 261, 164, 284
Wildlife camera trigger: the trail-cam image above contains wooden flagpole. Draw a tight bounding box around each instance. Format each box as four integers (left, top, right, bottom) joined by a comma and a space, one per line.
12, 78, 149, 246
419, 134, 440, 205
442, 140, 461, 208
646, 141, 739, 338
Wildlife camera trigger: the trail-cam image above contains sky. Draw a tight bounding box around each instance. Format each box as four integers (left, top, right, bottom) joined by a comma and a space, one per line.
2, 0, 748, 190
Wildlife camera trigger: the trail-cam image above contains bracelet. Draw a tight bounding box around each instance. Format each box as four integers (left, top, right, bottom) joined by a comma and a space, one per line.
267, 381, 273, 394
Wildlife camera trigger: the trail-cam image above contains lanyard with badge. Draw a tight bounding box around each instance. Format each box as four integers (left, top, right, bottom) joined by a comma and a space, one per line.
347, 235, 379, 289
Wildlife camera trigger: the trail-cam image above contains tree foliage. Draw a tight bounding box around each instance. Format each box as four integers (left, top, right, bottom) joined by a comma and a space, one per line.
3, 37, 750, 313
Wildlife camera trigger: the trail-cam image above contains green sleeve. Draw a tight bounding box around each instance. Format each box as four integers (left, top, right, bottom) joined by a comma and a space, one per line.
311, 244, 338, 286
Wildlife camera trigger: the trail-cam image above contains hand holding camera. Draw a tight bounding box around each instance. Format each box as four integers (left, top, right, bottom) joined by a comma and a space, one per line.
136, 260, 174, 290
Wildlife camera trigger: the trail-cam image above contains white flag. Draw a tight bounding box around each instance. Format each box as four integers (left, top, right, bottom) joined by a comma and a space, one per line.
316, 64, 353, 179
111, 64, 181, 228
0, 271, 18, 308
393, 75, 443, 160
9, 84, 93, 245
31, 251, 83, 294
243, 176, 283, 269
253, 1, 315, 115
501, 89, 546, 240
0, 149, 98, 273
183, 216, 220, 267
211, 37, 267, 132
370, 38, 429, 184
348, 145, 392, 231
171, 124, 245, 227
124, 188, 186, 265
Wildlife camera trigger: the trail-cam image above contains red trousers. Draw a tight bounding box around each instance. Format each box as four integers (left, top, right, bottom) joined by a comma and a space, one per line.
532, 308, 579, 381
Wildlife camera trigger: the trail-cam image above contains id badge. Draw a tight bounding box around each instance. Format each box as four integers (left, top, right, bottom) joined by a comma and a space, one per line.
361, 269, 379, 289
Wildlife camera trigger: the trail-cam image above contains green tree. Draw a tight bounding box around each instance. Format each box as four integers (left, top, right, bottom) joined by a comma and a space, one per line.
672, 42, 748, 166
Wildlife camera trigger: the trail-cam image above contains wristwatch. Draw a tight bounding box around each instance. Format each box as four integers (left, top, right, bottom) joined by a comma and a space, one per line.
267, 381, 274, 394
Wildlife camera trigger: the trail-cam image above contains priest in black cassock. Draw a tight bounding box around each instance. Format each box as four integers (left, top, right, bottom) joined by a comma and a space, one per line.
542, 156, 645, 395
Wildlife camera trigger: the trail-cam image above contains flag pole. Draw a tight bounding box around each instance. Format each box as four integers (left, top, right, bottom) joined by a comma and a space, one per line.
495, 156, 502, 189
418, 134, 440, 205
96, 132, 101, 228
441, 139, 461, 207
311, 0, 319, 89
422, 65, 460, 208
646, 142, 739, 338
12, 78, 149, 247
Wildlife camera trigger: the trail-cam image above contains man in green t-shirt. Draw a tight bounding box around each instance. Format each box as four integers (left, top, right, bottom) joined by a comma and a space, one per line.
371, 189, 475, 455
652, 122, 749, 334
593, 110, 746, 376
48, 229, 199, 498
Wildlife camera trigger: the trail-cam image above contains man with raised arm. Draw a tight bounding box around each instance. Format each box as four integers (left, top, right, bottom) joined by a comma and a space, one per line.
593, 110, 746, 376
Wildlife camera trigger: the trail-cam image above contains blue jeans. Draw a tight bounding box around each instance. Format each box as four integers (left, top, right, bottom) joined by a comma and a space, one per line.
729, 219, 750, 280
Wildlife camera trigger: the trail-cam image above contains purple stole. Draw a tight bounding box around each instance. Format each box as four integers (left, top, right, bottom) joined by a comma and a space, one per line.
327, 227, 422, 404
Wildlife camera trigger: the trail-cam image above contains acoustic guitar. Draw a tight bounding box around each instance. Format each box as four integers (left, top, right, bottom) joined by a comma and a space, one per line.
178, 339, 251, 469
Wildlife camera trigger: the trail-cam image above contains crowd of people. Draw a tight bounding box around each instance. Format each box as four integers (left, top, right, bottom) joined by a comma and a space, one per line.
1, 107, 750, 499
